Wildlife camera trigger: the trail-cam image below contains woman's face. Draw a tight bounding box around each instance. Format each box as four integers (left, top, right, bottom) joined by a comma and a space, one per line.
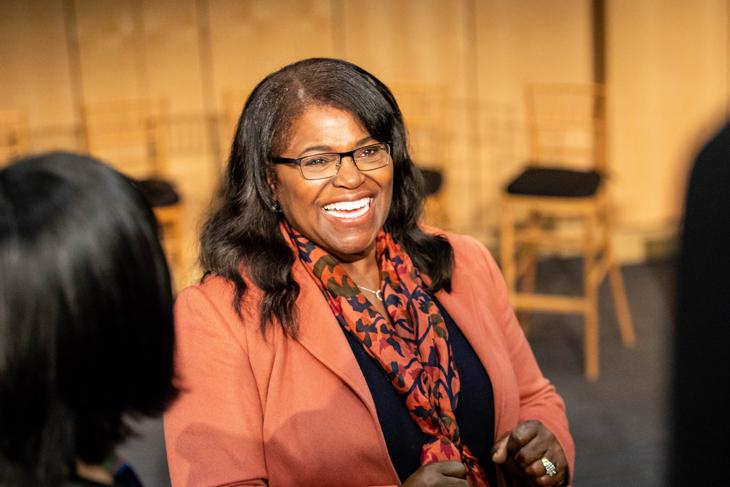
271, 105, 394, 262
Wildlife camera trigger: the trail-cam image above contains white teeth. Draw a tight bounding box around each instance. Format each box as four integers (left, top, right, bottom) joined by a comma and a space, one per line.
323, 197, 370, 211
323, 197, 371, 219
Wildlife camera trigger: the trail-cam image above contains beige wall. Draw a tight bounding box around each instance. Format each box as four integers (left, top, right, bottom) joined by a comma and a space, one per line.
608, 0, 729, 259
0, 0, 78, 149
1, 0, 729, 282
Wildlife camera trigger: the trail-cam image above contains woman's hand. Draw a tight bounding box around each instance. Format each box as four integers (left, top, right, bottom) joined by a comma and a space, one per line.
491, 420, 568, 486
402, 461, 470, 487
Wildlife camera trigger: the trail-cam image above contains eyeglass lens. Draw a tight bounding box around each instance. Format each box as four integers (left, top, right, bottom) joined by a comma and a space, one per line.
299, 143, 389, 179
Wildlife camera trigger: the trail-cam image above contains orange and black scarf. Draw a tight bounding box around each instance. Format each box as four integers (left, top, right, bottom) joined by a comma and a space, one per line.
283, 222, 488, 486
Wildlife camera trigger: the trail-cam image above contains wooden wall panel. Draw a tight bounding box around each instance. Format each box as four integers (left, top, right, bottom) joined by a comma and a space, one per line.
342, 0, 470, 88
0, 0, 77, 150
208, 0, 336, 113
141, 0, 205, 114
608, 0, 729, 260
74, 0, 144, 102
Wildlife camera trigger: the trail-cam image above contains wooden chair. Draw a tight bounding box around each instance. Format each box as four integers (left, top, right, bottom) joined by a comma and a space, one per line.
391, 82, 450, 227
0, 110, 29, 165
81, 98, 185, 284
499, 83, 636, 381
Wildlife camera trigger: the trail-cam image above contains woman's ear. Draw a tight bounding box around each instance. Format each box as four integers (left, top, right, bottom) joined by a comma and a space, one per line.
266, 167, 278, 198
265, 168, 282, 213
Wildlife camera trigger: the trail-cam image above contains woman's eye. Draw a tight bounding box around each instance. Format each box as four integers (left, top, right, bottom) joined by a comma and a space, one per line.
302, 156, 332, 167
358, 147, 380, 158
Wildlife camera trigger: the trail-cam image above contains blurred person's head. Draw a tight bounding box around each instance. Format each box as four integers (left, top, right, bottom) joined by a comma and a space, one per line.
0, 152, 178, 485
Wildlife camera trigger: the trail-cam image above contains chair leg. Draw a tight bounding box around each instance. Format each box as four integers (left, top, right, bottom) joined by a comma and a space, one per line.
501, 202, 538, 334
158, 211, 186, 292
521, 211, 540, 294
500, 201, 517, 300
584, 215, 600, 381
172, 219, 187, 290
602, 202, 636, 347
584, 291, 599, 382
608, 264, 636, 346
518, 243, 538, 334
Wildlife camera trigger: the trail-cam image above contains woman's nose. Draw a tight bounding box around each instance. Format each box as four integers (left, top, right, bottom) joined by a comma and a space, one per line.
332, 155, 365, 188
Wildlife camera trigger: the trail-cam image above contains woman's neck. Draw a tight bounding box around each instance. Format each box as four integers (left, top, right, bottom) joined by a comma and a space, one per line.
340, 250, 381, 289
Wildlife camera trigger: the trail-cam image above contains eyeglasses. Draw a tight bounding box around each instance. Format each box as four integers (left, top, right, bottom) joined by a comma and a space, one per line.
271, 142, 391, 180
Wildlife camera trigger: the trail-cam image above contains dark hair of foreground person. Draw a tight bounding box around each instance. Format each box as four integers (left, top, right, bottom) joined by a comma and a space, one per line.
0, 152, 178, 486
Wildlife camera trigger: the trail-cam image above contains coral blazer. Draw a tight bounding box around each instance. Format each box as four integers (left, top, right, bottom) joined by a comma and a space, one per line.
164, 231, 575, 486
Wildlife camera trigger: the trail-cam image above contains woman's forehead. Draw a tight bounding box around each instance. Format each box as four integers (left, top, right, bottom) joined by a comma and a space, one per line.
281, 106, 371, 155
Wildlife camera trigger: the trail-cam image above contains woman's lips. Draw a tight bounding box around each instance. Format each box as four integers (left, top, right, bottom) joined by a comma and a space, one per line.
322, 196, 372, 220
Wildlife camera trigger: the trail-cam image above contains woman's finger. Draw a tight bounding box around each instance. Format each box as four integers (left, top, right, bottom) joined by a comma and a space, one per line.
525, 444, 568, 485
432, 460, 469, 478
403, 461, 470, 487
507, 420, 544, 466
514, 426, 554, 468
491, 434, 510, 464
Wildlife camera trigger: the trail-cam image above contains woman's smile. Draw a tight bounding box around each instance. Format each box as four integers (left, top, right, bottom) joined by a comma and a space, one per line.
322, 196, 372, 220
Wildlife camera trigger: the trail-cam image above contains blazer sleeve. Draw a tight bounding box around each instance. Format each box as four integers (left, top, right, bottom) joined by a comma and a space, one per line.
477, 239, 576, 480
164, 285, 268, 486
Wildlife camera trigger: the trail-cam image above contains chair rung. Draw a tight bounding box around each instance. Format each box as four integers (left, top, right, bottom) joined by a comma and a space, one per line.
588, 256, 611, 287
515, 231, 588, 247
501, 195, 602, 213
513, 293, 587, 313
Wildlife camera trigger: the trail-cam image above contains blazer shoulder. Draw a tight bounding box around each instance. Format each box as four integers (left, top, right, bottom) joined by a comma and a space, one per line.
421, 224, 488, 253
424, 226, 495, 266
175, 273, 265, 335
425, 228, 503, 292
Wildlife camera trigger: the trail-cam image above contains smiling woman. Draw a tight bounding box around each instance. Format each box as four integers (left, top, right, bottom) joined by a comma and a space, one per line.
164, 58, 575, 487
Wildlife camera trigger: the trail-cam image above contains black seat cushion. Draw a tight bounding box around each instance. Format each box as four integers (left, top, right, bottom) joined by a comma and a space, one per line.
420, 168, 443, 196
134, 178, 181, 207
506, 166, 602, 197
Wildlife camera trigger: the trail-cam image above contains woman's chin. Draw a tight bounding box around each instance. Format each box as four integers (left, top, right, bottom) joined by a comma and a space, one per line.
316, 219, 383, 261
322, 237, 377, 262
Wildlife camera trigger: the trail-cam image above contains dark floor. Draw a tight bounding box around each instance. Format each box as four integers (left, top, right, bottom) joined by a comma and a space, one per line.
526, 258, 674, 487
119, 258, 675, 486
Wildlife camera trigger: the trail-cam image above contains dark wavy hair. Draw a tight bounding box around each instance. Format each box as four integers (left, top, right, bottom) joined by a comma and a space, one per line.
0, 152, 178, 486
201, 58, 454, 336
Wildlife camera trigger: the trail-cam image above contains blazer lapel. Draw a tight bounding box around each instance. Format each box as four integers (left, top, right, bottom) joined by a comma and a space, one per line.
291, 262, 379, 418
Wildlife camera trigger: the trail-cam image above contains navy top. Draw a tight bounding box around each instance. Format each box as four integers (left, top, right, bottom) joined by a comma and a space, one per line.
64, 462, 143, 487
343, 298, 497, 484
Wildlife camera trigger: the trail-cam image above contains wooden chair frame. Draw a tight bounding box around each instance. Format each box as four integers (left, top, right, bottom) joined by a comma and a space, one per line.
0, 110, 29, 165
81, 98, 185, 284
500, 83, 636, 381
390, 82, 450, 227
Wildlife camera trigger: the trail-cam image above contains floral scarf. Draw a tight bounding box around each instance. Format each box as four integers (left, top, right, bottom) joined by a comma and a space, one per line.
283, 222, 488, 486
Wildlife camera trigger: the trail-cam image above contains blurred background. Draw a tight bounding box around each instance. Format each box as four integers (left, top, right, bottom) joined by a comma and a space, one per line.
1, 0, 728, 486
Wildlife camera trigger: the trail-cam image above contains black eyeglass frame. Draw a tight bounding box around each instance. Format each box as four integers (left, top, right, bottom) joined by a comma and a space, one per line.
271, 142, 392, 180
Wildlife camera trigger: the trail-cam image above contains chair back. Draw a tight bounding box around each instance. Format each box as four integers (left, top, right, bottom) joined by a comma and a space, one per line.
391, 82, 449, 167
219, 87, 255, 162
82, 98, 170, 180
526, 83, 606, 173
0, 110, 28, 165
